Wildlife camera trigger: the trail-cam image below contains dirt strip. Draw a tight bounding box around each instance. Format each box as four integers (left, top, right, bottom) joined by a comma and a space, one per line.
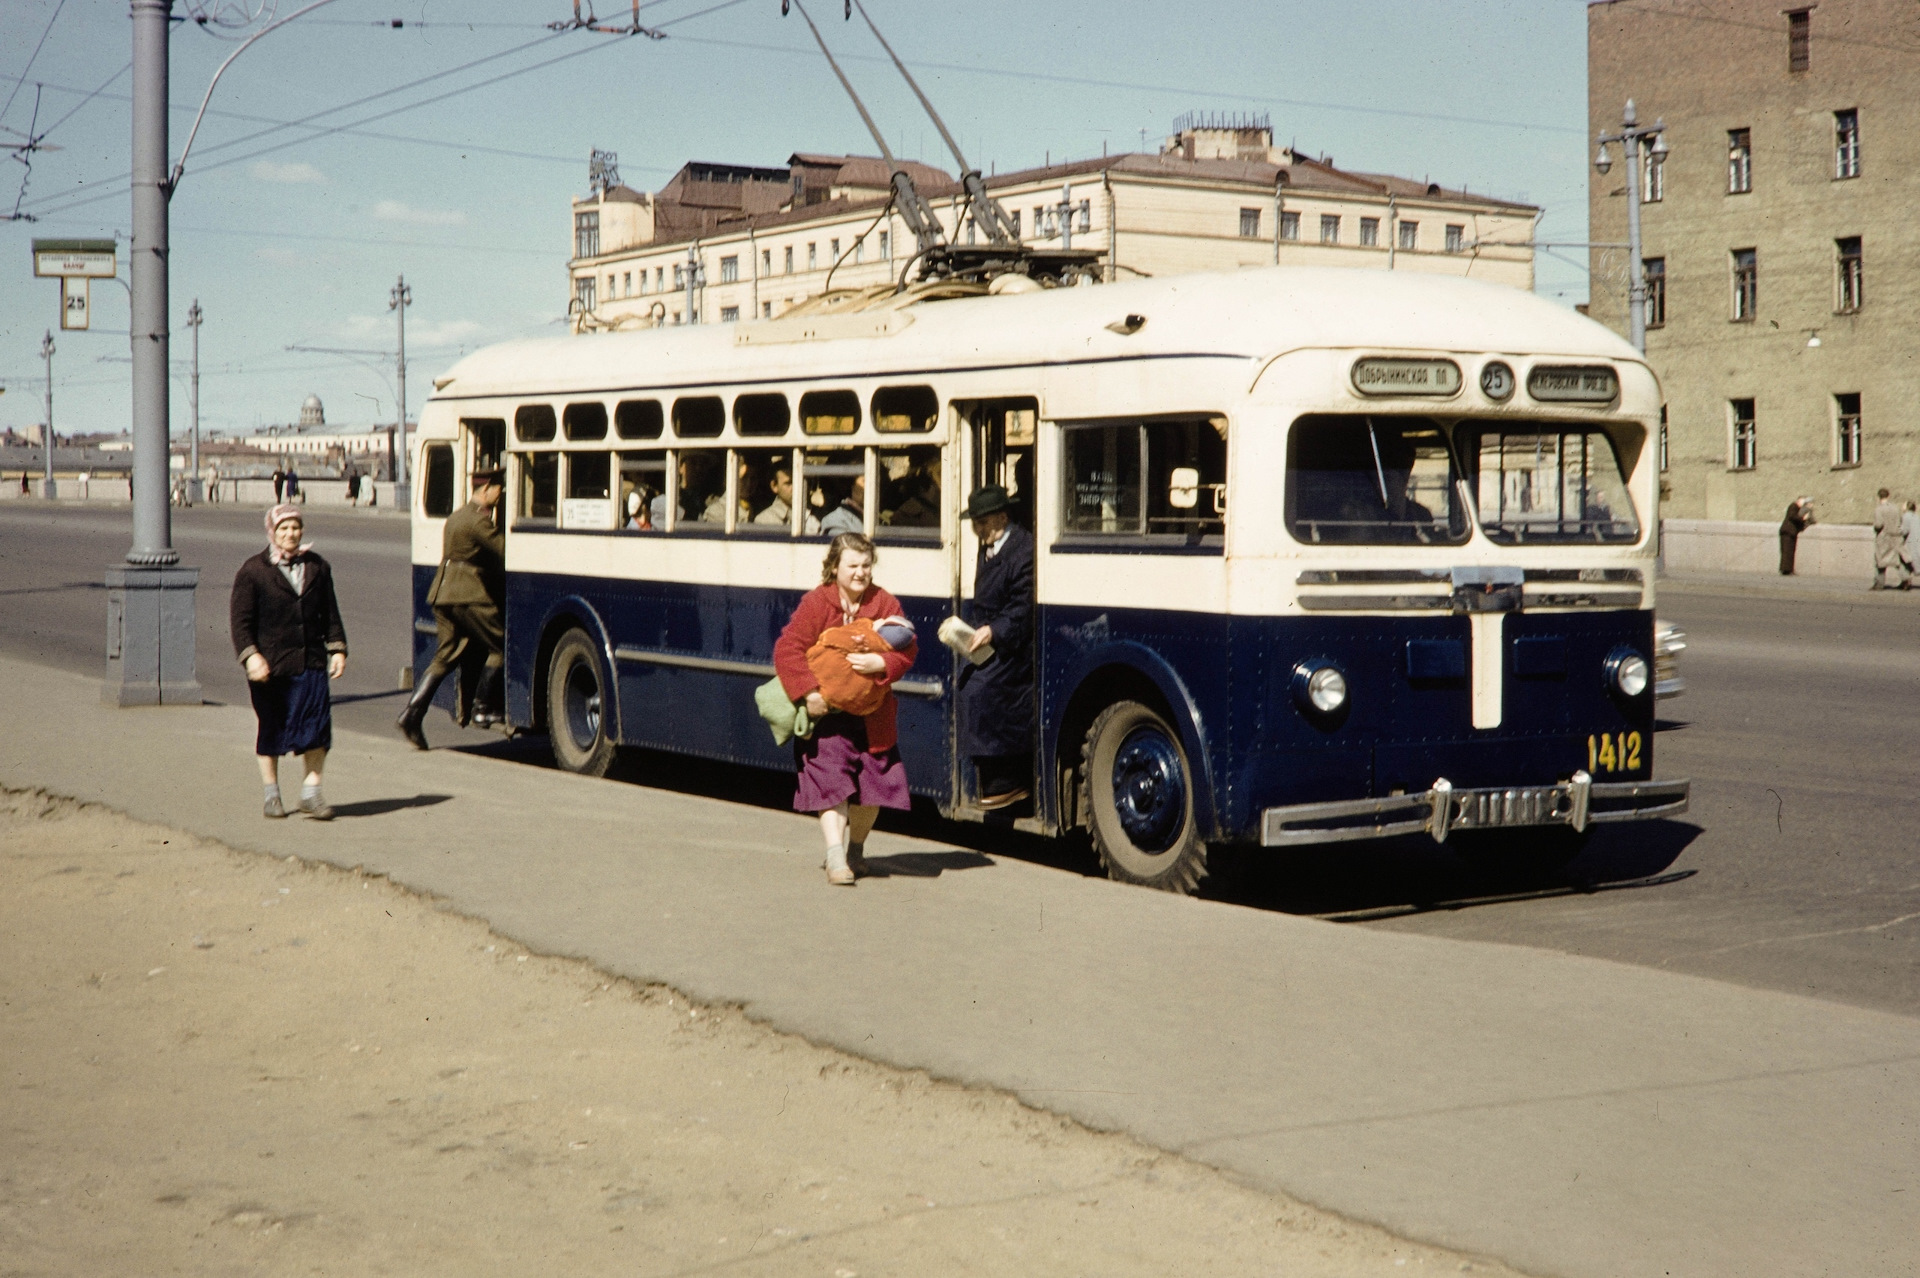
0, 789, 1525, 1278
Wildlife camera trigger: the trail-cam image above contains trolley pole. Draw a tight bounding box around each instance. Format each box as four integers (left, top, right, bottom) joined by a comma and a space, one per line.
40, 331, 54, 498
390, 274, 410, 495
186, 298, 202, 504
107, 0, 202, 707
1593, 99, 1667, 355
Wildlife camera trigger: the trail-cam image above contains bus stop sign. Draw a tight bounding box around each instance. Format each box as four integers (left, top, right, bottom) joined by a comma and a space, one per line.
32, 238, 117, 331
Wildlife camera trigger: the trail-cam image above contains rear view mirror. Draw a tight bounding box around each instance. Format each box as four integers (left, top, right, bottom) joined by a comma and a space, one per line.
1168, 466, 1199, 510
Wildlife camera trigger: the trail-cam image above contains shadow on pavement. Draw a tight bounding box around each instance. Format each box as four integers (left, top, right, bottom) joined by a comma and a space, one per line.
860, 850, 996, 878
443, 733, 1701, 917
331, 794, 454, 818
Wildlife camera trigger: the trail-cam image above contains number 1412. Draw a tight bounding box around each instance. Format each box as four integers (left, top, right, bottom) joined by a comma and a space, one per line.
1588, 731, 1642, 773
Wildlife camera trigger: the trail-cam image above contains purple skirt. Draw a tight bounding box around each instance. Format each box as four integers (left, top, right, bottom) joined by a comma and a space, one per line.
793, 714, 910, 813
250, 667, 333, 757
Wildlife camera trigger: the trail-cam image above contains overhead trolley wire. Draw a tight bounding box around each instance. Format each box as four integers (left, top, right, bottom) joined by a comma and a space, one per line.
0, 0, 67, 132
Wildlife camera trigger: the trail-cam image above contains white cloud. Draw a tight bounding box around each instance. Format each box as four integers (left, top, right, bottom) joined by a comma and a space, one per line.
371, 199, 466, 227
249, 160, 326, 185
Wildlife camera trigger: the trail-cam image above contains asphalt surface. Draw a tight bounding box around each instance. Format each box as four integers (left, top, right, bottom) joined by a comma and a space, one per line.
3, 501, 1915, 1016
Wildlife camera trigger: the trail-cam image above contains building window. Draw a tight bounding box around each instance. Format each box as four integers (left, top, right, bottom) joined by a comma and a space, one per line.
1835, 237, 1863, 312
574, 275, 596, 312
762, 301, 773, 319
1643, 257, 1666, 329
637, 269, 647, 295
761, 248, 771, 275
1033, 205, 1045, 236
719, 305, 740, 323
1727, 129, 1752, 194
879, 230, 890, 257
719, 255, 739, 283
1397, 220, 1418, 250
1280, 210, 1300, 241
1729, 399, 1757, 470
1658, 420, 1670, 473
1731, 248, 1758, 320
1077, 200, 1091, 233
1643, 149, 1664, 202
1008, 210, 1020, 239
1239, 207, 1261, 238
1834, 393, 1862, 467
807, 242, 818, 270
1835, 110, 1860, 178
1359, 217, 1379, 247
1444, 224, 1465, 253
854, 236, 864, 263
673, 264, 684, 290
830, 238, 840, 262
1788, 7, 1811, 72
574, 210, 599, 259
783, 246, 793, 275
1320, 214, 1340, 244
621, 271, 631, 297
606, 273, 616, 298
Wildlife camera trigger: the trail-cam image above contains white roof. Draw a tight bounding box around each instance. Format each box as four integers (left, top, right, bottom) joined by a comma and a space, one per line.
431, 267, 1642, 401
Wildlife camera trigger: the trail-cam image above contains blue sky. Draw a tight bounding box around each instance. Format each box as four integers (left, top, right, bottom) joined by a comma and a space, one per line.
0, 0, 1592, 440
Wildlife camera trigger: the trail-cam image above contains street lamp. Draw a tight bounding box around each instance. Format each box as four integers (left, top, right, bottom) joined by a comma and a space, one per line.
1593, 98, 1667, 354
40, 330, 54, 498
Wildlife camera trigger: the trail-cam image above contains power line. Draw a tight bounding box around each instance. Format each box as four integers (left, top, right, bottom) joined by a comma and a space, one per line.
0, 0, 67, 131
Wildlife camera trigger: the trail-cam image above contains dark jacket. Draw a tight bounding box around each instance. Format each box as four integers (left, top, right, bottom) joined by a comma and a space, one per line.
427, 500, 505, 607
230, 550, 348, 679
1780, 502, 1815, 537
959, 522, 1035, 758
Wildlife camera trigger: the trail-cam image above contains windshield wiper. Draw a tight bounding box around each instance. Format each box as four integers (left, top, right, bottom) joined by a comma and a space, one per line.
1364, 417, 1392, 510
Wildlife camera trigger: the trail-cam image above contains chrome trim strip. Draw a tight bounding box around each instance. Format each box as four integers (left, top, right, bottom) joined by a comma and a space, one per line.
611, 646, 942, 699
1296, 593, 1452, 611
1296, 569, 1451, 586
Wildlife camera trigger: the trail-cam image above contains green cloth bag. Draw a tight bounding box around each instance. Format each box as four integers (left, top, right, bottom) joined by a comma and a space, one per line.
753, 676, 812, 746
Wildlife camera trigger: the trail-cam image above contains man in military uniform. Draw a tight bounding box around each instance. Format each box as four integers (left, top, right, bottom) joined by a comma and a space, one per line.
397, 467, 506, 748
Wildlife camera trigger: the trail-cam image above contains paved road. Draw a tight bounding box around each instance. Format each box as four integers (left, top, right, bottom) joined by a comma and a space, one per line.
3, 502, 1915, 1016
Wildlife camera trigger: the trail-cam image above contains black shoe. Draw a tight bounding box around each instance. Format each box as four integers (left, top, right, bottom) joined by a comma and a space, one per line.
469, 666, 505, 728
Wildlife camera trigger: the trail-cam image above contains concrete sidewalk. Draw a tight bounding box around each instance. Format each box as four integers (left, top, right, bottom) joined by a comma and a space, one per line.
3, 653, 1914, 1278
1662, 568, 1919, 604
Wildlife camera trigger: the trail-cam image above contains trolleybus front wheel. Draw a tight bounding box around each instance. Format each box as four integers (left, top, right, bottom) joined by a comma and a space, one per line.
1081, 700, 1207, 894
547, 630, 617, 777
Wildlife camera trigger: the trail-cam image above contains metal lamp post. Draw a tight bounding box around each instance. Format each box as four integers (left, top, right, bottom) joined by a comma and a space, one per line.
1593, 98, 1667, 355
40, 330, 54, 497
389, 274, 410, 497
185, 298, 202, 505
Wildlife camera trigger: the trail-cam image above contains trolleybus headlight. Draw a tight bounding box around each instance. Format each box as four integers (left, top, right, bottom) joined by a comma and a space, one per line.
1605, 647, 1651, 698
1292, 661, 1349, 716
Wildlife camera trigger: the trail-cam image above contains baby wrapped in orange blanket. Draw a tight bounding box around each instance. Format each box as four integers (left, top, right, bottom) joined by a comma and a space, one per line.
806, 616, 915, 716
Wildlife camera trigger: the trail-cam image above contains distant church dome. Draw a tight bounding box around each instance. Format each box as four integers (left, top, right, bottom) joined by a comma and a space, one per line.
299, 394, 324, 427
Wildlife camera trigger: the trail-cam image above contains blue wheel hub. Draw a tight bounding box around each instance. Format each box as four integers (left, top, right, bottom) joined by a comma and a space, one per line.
565, 661, 602, 746
1111, 725, 1187, 853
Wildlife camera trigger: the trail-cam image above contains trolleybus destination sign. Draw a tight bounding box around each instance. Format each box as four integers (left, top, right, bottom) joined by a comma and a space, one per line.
1350, 357, 1462, 397
1526, 364, 1619, 404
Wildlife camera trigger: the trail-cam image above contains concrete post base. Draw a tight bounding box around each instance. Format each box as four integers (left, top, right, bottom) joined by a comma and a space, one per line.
103, 564, 204, 707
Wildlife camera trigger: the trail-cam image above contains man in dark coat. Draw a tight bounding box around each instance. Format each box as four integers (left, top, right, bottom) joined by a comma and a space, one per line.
397, 468, 506, 748
1778, 497, 1815, 576
959, 484, 1035, 809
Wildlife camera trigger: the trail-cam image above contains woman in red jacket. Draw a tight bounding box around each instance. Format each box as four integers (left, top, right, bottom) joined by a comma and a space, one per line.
774, 532, 918, 886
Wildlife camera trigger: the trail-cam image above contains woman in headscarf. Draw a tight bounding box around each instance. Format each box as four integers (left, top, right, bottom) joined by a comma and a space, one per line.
230, 504, 349, 819
773, 532, 917, 885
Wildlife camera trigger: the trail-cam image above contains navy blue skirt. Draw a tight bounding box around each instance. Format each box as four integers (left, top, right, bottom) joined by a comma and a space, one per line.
250, 667, 333, 756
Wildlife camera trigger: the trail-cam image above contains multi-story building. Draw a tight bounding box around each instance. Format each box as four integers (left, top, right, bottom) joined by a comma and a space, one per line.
1589, 0, 1918, 558
568, 116, 1537, 331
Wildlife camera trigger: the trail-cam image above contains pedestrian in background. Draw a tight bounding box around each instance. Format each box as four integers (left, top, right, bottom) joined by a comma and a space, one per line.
1902, 501, 1920, 587
773, 532, 917, 886
231, 505, 348, 820
1778, 497, 1815, 576
1872, 488, 1908, 590
285, 468, 303, 504
271, 466, 286, 503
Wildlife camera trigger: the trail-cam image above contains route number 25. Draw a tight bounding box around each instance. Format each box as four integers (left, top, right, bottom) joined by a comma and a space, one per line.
1587, 731, 1642, 774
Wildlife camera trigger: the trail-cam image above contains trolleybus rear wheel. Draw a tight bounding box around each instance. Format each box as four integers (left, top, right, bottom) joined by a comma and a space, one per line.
1080, 700, 1207, 894
547, 630, 617, 777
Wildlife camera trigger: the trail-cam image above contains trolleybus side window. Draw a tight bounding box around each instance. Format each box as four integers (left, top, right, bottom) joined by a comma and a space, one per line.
564, 451, 612, 529
800, 389, 860, 435
1061, 418, 1226, 546
1062, 423, 1142, 535
514, 403, 556, 443
802, 445, 865, 536
735, 393, 791, 437
673, 396, 725, 438
563, 401, 608, 441
959, 397, 1038, 531
1462, 424, 1641, 544
1284, 415, 1468, 545
462, 417, 506, 476
518, 450, 558, 526
678, 449, 727, 523
421, 442, 455, 518
737, 446, 802, 533
876, 444, 942, 540
615, 398, 663, 440
872, 385, 937, 433
618, 450, 667, 530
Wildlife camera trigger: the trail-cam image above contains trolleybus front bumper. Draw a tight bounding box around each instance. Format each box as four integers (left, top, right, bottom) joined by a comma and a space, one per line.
1260, 772, 1689, 848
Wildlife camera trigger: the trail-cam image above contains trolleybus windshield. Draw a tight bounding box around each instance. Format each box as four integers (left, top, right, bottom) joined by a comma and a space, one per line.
1284, 414, 1468, 545
1461, 424, 1640, 544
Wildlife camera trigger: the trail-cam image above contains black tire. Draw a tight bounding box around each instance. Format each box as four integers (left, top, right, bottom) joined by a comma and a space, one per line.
546, 630, 617, 777
1080, 700, 1207, 894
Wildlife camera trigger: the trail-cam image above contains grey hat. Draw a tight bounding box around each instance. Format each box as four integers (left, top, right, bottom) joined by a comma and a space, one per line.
964, 484, 1011, 519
